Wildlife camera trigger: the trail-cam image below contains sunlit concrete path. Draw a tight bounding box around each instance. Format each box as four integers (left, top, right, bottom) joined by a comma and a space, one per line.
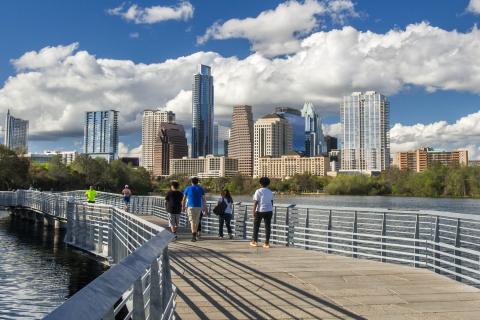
141, 215, 480, 320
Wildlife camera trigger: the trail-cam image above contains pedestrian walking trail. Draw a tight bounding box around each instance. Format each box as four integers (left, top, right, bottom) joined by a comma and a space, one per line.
141, 215, 480, 320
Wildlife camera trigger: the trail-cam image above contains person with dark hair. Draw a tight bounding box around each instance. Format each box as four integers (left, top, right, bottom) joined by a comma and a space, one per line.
182, 177, 206, 242
218, 189, 234, 239
122, 184, 132, 211
251, 177, 273, 248
165, 181, 183, 239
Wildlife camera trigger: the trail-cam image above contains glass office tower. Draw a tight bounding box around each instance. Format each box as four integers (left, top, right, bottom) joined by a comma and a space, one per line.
4, 109, 29, 152
192, 64, 214, 158
340, 91, 390, 173
301, 102, 326, 156
275, 107, 304, 153
84, 110, 119, 162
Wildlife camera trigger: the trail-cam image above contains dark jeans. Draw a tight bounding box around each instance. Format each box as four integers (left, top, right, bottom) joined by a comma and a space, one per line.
252, 211, 273, 244
219, 214, 232, 237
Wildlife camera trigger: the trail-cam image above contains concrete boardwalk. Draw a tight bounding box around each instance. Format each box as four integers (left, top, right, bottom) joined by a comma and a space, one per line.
141, 215, 480, 320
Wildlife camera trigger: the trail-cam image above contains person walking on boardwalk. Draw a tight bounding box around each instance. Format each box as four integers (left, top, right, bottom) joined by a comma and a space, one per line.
165, 181, 183, 240
251, 177, 274, 248
217, 189, 234, 239
182, 177, 206, 242
85, 185, 97, 204
122, 184, 132, 211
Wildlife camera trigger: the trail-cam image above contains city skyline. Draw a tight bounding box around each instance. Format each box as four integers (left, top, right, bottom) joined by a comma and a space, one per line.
0, 1, 479, 159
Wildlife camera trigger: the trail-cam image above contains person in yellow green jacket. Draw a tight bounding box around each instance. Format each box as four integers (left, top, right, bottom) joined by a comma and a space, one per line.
85, 186, 97, 203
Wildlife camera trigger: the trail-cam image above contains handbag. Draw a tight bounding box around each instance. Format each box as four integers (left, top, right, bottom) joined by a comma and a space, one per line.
212, 197, 227, 215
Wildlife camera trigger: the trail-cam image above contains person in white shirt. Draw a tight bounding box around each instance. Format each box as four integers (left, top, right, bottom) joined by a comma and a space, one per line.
251, 177, 274, 248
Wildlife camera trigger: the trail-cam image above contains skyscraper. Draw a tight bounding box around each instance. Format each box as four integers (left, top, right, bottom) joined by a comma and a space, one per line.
84, 110, 119, 162
142, 109, 175, 172
253, 114, 292, 177
4, 110, 29, 152
214, 124, 230, 156
153, 122, 188, 176
340, 91, 390, 173
229, 105, 254, 176
192, 64, 214, 158
301, 102, 326, 156
275, 107, 304, 153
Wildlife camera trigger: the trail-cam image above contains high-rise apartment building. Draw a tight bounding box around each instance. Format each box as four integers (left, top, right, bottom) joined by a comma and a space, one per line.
257, 154, 329, 179
152, 122, 188, 177
170, 155, 238, 178
340, 91, 390, 174
4, 110, 29, 152
84, 110, 119, 162
301, 102, 326, 156
192, 64, 214, 158
142, 109, 175, 172
275, 107, 304, 153
325, 135, 338, 152
253, 114, 292, 177
392, 148, 468, 172
229, 105, 254, 176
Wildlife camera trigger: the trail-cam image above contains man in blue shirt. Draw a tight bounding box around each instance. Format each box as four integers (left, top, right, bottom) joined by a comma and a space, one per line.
182, 177, 206, 242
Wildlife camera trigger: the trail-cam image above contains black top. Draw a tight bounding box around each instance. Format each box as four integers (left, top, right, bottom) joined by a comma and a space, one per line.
165, 190, 183, 214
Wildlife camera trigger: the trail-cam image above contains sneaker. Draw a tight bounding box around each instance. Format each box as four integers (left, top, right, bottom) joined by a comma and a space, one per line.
263, 243, 270, 249
174, 234, 178, 240
218, 235, 224, 239
191, 237, 197, 242
229, 234, 234, 240
250, 241, 258, 247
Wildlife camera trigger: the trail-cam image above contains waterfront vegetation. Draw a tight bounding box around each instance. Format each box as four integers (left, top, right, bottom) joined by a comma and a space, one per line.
2, 145, 480, 198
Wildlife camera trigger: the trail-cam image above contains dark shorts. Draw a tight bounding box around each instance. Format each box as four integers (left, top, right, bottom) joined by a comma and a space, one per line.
123, 196, 130, 204
88, 200, 95, 203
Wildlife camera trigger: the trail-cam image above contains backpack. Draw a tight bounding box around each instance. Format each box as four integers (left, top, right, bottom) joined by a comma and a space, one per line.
213, 197, 227, 215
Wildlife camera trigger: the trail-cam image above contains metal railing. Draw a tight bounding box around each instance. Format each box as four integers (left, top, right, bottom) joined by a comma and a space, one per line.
0, 190, 176, 320
61, 190, 480, 287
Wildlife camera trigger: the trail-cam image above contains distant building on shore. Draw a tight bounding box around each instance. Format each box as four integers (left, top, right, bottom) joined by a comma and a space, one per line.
340, 91, 390, 174
192, 64, 214, 158
120, 157, 140, 167
229, 105, 254, 176
253, 113, 292, 177
170, 155, 238, 178
84, 110, 118, 162
27, 151, 77, 165
4, 110, 29, 153
142, 109, 175, 172
257, 154, 329, 179
325, 135, 338, 153
392, 148, 468, 172
469, 160, 480, 167
301, 102, 326, 156
275, 107, 304, 153
153, 122, 188, 177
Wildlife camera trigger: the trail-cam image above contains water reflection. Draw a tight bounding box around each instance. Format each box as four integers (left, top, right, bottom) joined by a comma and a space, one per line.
0, 210, 108, 319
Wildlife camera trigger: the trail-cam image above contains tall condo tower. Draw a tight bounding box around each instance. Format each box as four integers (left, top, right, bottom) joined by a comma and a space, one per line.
340, 91, 390, 173
275, 107, 304, 153
153, 122, 188, 177
84, 110, 119, 162
192, 64, 214, 158
229, 105, 254, 176
253, 113, 292, 177
142, 110, 175, 172
301, 102, 326, 156
4, 109, 29, 152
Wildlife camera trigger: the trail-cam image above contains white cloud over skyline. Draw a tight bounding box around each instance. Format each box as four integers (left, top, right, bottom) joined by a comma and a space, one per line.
107, 1, 194, 24
197, 0, 360, 57
467, 0, 480, 14
1, 22, 480, 157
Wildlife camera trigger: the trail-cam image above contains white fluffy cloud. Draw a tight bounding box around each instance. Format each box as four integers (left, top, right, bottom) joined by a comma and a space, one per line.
467, 0, 480, 14
119, 142, 142, 158
107, 1, 194, 24
390, 111, 480, 158
197, 0, 359, 57
1, 22, 480, 154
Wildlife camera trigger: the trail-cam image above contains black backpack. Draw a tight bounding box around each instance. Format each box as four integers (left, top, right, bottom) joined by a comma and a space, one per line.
213, 198, 227, 215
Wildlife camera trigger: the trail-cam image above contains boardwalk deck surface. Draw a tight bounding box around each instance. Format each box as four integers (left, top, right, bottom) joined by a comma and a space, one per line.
141, 215, 480, 320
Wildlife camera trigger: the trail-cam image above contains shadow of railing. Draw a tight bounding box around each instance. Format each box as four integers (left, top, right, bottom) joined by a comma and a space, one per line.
170, 242, 366, 320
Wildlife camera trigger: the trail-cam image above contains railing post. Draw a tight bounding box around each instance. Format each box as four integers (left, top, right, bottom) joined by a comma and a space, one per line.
285, 205, 295, 247
132, 278, 146, 319
65, 198, 75, 244
454, 218, 462, 282
352, 211, 358, 258
305, 208, 310, 250
414, 214, 420, 267
242, 205, 248, 240
433, 216, 441, 273
381, 213, 387, 262
108, 208, 115, 260
327, 210, 332, 254
150, 257, 162, 319
161, 248, 174, 311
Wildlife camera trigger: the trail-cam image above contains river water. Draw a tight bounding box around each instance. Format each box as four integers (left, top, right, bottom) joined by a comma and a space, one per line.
226, 194, 480, 215
0, 210, 108, 319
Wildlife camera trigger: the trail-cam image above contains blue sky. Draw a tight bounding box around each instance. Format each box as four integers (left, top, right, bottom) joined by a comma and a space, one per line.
0, 0, 479, 157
